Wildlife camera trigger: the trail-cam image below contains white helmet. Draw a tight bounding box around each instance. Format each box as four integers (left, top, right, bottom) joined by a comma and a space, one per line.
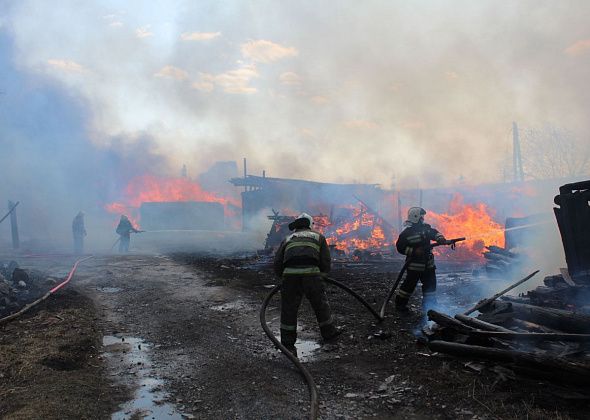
407, 207, 426, 224
288, 212, 314, 230
296, 212, 314, 226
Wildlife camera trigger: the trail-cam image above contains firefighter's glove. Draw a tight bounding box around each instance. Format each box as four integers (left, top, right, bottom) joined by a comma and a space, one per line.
413, 247, 424, 257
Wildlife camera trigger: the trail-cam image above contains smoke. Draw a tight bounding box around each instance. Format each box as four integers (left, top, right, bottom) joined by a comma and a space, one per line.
0, 31, 171, 249
1, 1, 590, 257
2, 0, 589, 188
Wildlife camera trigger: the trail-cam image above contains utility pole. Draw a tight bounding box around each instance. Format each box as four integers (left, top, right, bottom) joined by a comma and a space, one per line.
8, 200, 19, 249
512, 122, 524, 182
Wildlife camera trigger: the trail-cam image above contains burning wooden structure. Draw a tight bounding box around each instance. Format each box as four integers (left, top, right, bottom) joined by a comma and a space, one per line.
423, 180, 590, 385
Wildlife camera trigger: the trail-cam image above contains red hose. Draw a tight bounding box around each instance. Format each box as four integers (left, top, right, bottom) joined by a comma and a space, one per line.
0, 256, 93, 326
49, 256, 94, 293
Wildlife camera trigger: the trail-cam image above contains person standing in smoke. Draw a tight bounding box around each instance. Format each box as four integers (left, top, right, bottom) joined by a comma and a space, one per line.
72, 211, 86, 255
395, 207, 450, 312
274, 213, 341, 357
116, 215, 140, 253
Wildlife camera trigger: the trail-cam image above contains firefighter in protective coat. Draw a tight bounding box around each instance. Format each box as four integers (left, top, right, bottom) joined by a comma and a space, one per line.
274, 213, 340, 356
395, 207, 450, 311
116, 215, 140, 253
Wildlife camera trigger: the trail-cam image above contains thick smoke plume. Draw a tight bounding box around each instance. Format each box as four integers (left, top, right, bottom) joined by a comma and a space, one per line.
1, 1, 589, 257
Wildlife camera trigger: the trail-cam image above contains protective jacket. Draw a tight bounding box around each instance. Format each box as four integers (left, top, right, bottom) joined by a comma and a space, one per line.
274, 228, 331, 276
396, 222, 445, 272
116, 219, 138, 238
72, 215, 86, 236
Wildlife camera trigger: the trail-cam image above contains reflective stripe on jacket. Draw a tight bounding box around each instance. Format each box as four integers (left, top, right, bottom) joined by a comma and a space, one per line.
396, 223, 444, 272
274, 228, 331, 277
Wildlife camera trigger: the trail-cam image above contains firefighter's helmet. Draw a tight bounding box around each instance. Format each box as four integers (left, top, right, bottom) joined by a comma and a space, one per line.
288, 212, 314, 230
407, 207, 426, 224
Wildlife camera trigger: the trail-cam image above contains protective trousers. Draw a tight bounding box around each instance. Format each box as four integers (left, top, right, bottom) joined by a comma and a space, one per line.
119, 234, 130, 253
395, 268, 437, 311
73, 234, 84, 255
280, 275, 337, 348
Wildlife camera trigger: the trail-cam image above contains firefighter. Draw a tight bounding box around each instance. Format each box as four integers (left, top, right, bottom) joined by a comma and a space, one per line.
395, 207, 450, 312
116, 215, 140, 253
274, 213, 340, 356
72, 211, 86, 255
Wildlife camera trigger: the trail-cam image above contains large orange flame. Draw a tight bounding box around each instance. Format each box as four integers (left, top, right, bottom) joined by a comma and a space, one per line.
311, 205, 396, 253
428, 194, 504, 260
310, 193, 504, 261
105, 174, 241, 227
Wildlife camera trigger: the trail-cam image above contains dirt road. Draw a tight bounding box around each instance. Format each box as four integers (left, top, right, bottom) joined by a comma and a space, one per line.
1, 254, 588, 419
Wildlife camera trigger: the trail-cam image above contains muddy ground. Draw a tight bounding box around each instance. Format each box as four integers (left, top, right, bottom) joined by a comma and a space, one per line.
0, 253, 588, 419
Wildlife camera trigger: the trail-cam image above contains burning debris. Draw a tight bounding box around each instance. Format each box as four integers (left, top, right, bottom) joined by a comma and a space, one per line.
264, 192, 505, 265
422, 181, 590, 386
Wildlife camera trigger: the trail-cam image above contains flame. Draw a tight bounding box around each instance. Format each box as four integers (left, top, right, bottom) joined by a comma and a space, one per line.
105, 174, 241, 227
316, 205, 396, 254
276, 193, 504, 261
428, 194, 504, 260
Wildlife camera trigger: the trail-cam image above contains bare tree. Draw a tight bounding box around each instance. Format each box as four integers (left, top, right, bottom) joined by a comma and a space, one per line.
520, 125, 590, 180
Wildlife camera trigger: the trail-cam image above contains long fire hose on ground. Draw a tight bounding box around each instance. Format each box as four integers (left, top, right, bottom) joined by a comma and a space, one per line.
0, 256, 93, 326
260, 276, 383, 420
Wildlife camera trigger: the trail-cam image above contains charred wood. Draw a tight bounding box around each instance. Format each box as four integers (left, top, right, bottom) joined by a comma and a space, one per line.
468, 330, 590, 342
428, 340, 590, 385
454, 314, 512, 332
427, 310, 474, 334
487, 301, 590, 333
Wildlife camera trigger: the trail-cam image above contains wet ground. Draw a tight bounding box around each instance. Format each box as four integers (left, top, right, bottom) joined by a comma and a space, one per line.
1, 253, 589, 419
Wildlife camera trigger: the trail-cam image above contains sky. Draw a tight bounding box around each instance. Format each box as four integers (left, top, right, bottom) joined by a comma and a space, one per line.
1, 0, 590, 191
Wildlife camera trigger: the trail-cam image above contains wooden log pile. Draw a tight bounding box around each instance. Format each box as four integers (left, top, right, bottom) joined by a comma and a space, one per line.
424, 273, 590, 385
479, 245, 524, 277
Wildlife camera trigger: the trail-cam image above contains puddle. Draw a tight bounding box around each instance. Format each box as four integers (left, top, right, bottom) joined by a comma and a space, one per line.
295, 339, 321, 361
210, 300, 252, 311
102, 335, 185, 420
97, 287, 122, 293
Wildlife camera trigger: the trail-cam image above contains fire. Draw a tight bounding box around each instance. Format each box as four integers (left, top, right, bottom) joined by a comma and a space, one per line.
428, 194, 504, 260
317, 205, 396, 254
105, 174, 241, 227
273, 194, 504, 261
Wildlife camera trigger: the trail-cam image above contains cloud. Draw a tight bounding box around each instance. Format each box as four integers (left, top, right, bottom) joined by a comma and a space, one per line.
564, 39, 590, 56
240, 39, 298, 63
136, 26, 153, 38
46, 59, 86, 73
191, 80, 215, 92
180, 31, 221, 41
102, 14, 123, 27
343, 119, 379, 130
279, 71, 302, 85
194, 65, 259, 94
154, 65, 189, 81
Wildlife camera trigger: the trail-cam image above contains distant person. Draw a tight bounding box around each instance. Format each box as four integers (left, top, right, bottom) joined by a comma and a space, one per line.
116, 215, 140, 253
72, 211, 86, 255
273, 213, 340, 357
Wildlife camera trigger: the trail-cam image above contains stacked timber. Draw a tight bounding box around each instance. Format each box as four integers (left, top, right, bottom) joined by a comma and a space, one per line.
424, 300, 590, 384
481, 246, 523, 277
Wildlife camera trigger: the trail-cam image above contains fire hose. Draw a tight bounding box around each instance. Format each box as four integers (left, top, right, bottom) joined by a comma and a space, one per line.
260, 276, 383, 420
0, 256, 93, 326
